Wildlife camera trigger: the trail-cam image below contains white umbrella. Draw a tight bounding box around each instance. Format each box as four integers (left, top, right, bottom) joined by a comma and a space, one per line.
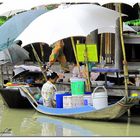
16, 4, 126, 46
0, 8, 48, 51
0, 43, 29, 64
98, 23, 136, 34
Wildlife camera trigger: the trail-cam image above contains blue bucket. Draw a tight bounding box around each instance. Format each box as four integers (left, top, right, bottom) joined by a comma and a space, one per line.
56, 93, 71, 108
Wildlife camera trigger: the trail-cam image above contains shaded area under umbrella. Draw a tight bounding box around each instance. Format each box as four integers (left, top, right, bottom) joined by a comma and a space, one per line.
23, 37, 85, 63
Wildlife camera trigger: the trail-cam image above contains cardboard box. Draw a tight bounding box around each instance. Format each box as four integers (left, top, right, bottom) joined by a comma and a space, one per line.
63, 95, 84, 108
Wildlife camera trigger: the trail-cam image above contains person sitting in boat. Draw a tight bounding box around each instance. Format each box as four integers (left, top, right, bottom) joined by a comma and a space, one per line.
41, 71, 59, 107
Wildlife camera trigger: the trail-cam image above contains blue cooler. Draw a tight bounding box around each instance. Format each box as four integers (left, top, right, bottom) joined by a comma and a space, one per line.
56, 93, 71, 108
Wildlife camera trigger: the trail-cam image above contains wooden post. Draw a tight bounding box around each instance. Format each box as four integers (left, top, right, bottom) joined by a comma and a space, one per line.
40, 43, 45, 64
70, 37, 80, 68
118, 3, 131, 117
100, 33, 103, 63
118, 4, 129, 98
115, 4, 123, 70
31, 44, 47, 82
84, 44, 91, 92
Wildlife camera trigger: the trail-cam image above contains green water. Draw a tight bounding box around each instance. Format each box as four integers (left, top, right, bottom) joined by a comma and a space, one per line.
0, 97, 140, 137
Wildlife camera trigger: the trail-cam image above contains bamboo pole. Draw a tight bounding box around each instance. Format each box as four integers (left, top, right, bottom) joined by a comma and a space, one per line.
118, 4, 129, 98
100, 34, 103, 63
70, 37, 80, 68
31, 44, 47, 82
70, 37, 91, 92
20, 87, 38, 108
40, 43, 45, 64
84, 44, 91, 92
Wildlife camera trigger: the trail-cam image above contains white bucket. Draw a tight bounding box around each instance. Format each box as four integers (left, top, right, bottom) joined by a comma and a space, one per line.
92, 86, 108, 110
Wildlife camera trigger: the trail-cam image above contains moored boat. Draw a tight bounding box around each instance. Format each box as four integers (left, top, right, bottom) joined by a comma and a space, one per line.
20, 86, 140, 120
0, 87, 32, 108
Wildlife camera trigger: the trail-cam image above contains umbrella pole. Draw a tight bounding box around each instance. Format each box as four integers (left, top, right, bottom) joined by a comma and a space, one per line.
119, 4, 129, 97
31, 44, 47, 82
40, 43, 45, 64
70, 37, 91, 91
118, 4, 130, 116
70, 37, 80, 68
84, 43, 91, 92
99, 33, 103, 63
71, 37, 91, 91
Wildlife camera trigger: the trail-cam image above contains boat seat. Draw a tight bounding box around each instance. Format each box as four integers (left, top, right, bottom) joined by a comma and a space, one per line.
37, 104, 95, 115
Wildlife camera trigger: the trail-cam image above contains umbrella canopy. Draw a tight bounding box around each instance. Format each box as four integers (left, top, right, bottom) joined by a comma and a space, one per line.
0, 8, 48, 51
16, 4, 126, 46
98, 23, 136, 34
0, 43, 29, 64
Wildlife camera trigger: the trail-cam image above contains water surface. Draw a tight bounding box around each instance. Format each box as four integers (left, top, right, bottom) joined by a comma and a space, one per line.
0, 97, 140, 137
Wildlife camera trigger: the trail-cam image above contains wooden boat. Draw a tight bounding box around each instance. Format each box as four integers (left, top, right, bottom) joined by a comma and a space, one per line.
0, 69, 43, 108
0, 87, 32, 108
20, 86, 140, 120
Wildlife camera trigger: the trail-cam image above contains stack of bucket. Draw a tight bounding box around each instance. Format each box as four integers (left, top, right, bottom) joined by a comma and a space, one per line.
70, 78, 85, 96
60, 78, 85, 108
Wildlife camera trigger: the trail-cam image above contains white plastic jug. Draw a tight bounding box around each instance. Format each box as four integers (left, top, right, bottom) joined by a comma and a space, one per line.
92, 86, 108, 110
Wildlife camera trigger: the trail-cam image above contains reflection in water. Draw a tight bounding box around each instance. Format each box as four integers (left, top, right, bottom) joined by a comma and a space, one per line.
0, 97, 140, 136
35, 114, 94, 136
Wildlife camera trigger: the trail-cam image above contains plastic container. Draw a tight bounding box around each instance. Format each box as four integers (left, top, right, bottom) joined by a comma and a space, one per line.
63, 95, 83, 108
56, 93, 71, 108
83, 95, 92, 105
70, 78, 85, 96
84, 91, 92, 95
92, 86, 108, 110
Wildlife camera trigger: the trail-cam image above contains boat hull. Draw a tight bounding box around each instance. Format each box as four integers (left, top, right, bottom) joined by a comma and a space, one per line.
35, 96, 139, 120
0, 88, 32, 108
20, 86, 140, 120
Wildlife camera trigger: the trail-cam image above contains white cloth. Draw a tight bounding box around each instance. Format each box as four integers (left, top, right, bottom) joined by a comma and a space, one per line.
41, 81, 57, 107
14, 65, 41, 72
